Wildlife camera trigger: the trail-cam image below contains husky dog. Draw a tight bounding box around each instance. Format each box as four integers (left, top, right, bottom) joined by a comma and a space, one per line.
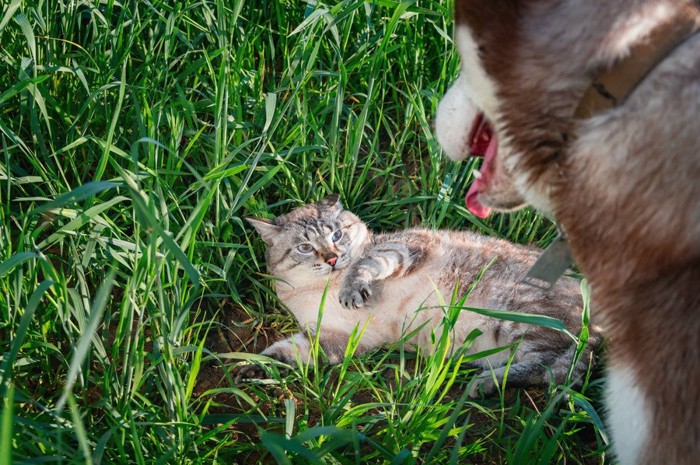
435, 2, 700, 464
246, 196, 600, 397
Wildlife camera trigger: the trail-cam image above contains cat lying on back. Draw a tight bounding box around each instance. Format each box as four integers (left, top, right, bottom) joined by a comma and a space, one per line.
246, 195, 601, 396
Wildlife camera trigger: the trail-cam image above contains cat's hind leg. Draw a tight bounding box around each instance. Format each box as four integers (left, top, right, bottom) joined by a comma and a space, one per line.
237, 328, 365, 380
468, 356, 549, 398
236, 333, 311, 380
468, 344, 597, 398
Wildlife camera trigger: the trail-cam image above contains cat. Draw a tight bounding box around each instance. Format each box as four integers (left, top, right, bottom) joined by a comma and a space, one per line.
245, 195, 601, 396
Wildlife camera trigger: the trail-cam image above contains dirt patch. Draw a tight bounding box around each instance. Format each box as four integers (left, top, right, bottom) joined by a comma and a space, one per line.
204, 299, 284, 354
192, 299, 285, 407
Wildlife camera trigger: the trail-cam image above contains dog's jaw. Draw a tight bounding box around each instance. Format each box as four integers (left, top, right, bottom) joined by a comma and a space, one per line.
436, 81, 528, 217
436, 25, 536, 216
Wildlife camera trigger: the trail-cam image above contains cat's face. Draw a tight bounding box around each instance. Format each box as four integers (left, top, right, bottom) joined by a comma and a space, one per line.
248, 195, 369, 283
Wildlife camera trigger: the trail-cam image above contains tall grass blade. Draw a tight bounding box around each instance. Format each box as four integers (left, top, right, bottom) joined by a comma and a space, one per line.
0, 280, 53, 398
128, 188, 200, 287
27, 181, 121, 218
0, 0, 21, 32
0, 252, 38, 279
68, 395, 94, 465
456, 305, 575, 340
55, 270, 115, 413
1, 382, 14, 465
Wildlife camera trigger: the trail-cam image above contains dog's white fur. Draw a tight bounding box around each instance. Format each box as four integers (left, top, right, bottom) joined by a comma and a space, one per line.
606, 364, 652, 465
436, 2, 700, 464
434, 74, 478, 162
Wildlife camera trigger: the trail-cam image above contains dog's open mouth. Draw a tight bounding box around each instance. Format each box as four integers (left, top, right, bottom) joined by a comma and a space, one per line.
465, 113, 498, 218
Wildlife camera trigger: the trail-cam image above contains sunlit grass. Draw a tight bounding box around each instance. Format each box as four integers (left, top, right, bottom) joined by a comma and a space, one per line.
0, 0, 605, 463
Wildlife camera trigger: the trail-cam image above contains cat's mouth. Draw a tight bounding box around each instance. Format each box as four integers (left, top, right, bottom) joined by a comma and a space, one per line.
315, 255, 349, 273
329, 257, 349, 271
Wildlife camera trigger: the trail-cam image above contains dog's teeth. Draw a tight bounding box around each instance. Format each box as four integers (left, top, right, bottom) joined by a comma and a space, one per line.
473, 169, 482, 179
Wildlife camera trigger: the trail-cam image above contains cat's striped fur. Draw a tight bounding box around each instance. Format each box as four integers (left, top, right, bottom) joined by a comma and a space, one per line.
246, 195, 601, 396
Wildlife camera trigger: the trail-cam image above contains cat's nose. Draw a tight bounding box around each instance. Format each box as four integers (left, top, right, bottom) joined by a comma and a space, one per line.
325, 253, 338, 267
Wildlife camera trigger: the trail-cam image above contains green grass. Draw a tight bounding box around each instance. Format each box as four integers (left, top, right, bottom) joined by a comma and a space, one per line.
0, 0, 607, 463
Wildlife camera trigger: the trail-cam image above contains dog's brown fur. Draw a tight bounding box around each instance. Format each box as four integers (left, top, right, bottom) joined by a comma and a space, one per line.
436, 1, 700, 464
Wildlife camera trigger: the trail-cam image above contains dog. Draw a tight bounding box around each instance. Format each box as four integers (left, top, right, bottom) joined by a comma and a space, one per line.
434, 1, 700, 464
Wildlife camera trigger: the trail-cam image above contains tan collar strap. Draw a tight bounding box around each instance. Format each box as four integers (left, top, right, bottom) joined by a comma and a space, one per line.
574, 4, 700, 118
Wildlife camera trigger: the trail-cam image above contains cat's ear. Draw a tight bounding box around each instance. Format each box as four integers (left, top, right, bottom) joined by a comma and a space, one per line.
320, 194, 342, 210
246, 217, 280, 244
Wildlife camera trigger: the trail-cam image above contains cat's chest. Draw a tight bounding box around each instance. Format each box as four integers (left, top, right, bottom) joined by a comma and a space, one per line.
276, 276, 345, 323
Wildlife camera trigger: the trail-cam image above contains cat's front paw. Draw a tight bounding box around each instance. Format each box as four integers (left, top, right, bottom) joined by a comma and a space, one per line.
339, 281, 372, 308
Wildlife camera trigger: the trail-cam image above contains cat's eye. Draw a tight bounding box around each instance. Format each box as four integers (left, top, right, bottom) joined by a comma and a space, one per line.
297, 243, 314, 253
332, 230, 343, 242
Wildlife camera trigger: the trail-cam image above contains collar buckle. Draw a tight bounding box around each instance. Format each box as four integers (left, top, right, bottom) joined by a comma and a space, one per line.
522, 228, 572, 290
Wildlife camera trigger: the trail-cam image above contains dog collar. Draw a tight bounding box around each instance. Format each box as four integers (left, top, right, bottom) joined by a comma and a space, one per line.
575, 4, 700, 118
523, 225, 573, 290
524, 4, 700, 290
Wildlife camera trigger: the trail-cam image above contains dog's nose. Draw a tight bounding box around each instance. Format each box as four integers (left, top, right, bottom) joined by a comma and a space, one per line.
325, 253, 338, 267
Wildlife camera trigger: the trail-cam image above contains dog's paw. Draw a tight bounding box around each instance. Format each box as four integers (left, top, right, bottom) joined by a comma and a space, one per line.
339, 281, 372, 309
468, 372, 498, 399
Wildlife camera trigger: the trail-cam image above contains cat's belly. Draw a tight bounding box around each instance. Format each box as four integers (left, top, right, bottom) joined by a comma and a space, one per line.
370, 273, 511, 365
278, 273, 509, 365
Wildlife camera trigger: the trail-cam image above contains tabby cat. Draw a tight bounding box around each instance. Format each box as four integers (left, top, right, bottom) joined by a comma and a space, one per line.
246, 195, 601, 396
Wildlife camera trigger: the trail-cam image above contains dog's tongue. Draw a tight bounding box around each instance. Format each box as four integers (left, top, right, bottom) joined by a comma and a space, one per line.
465, 114, 497, 218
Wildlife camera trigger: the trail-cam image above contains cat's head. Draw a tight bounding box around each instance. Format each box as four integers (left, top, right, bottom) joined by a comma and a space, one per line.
247, 195, 369, 283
